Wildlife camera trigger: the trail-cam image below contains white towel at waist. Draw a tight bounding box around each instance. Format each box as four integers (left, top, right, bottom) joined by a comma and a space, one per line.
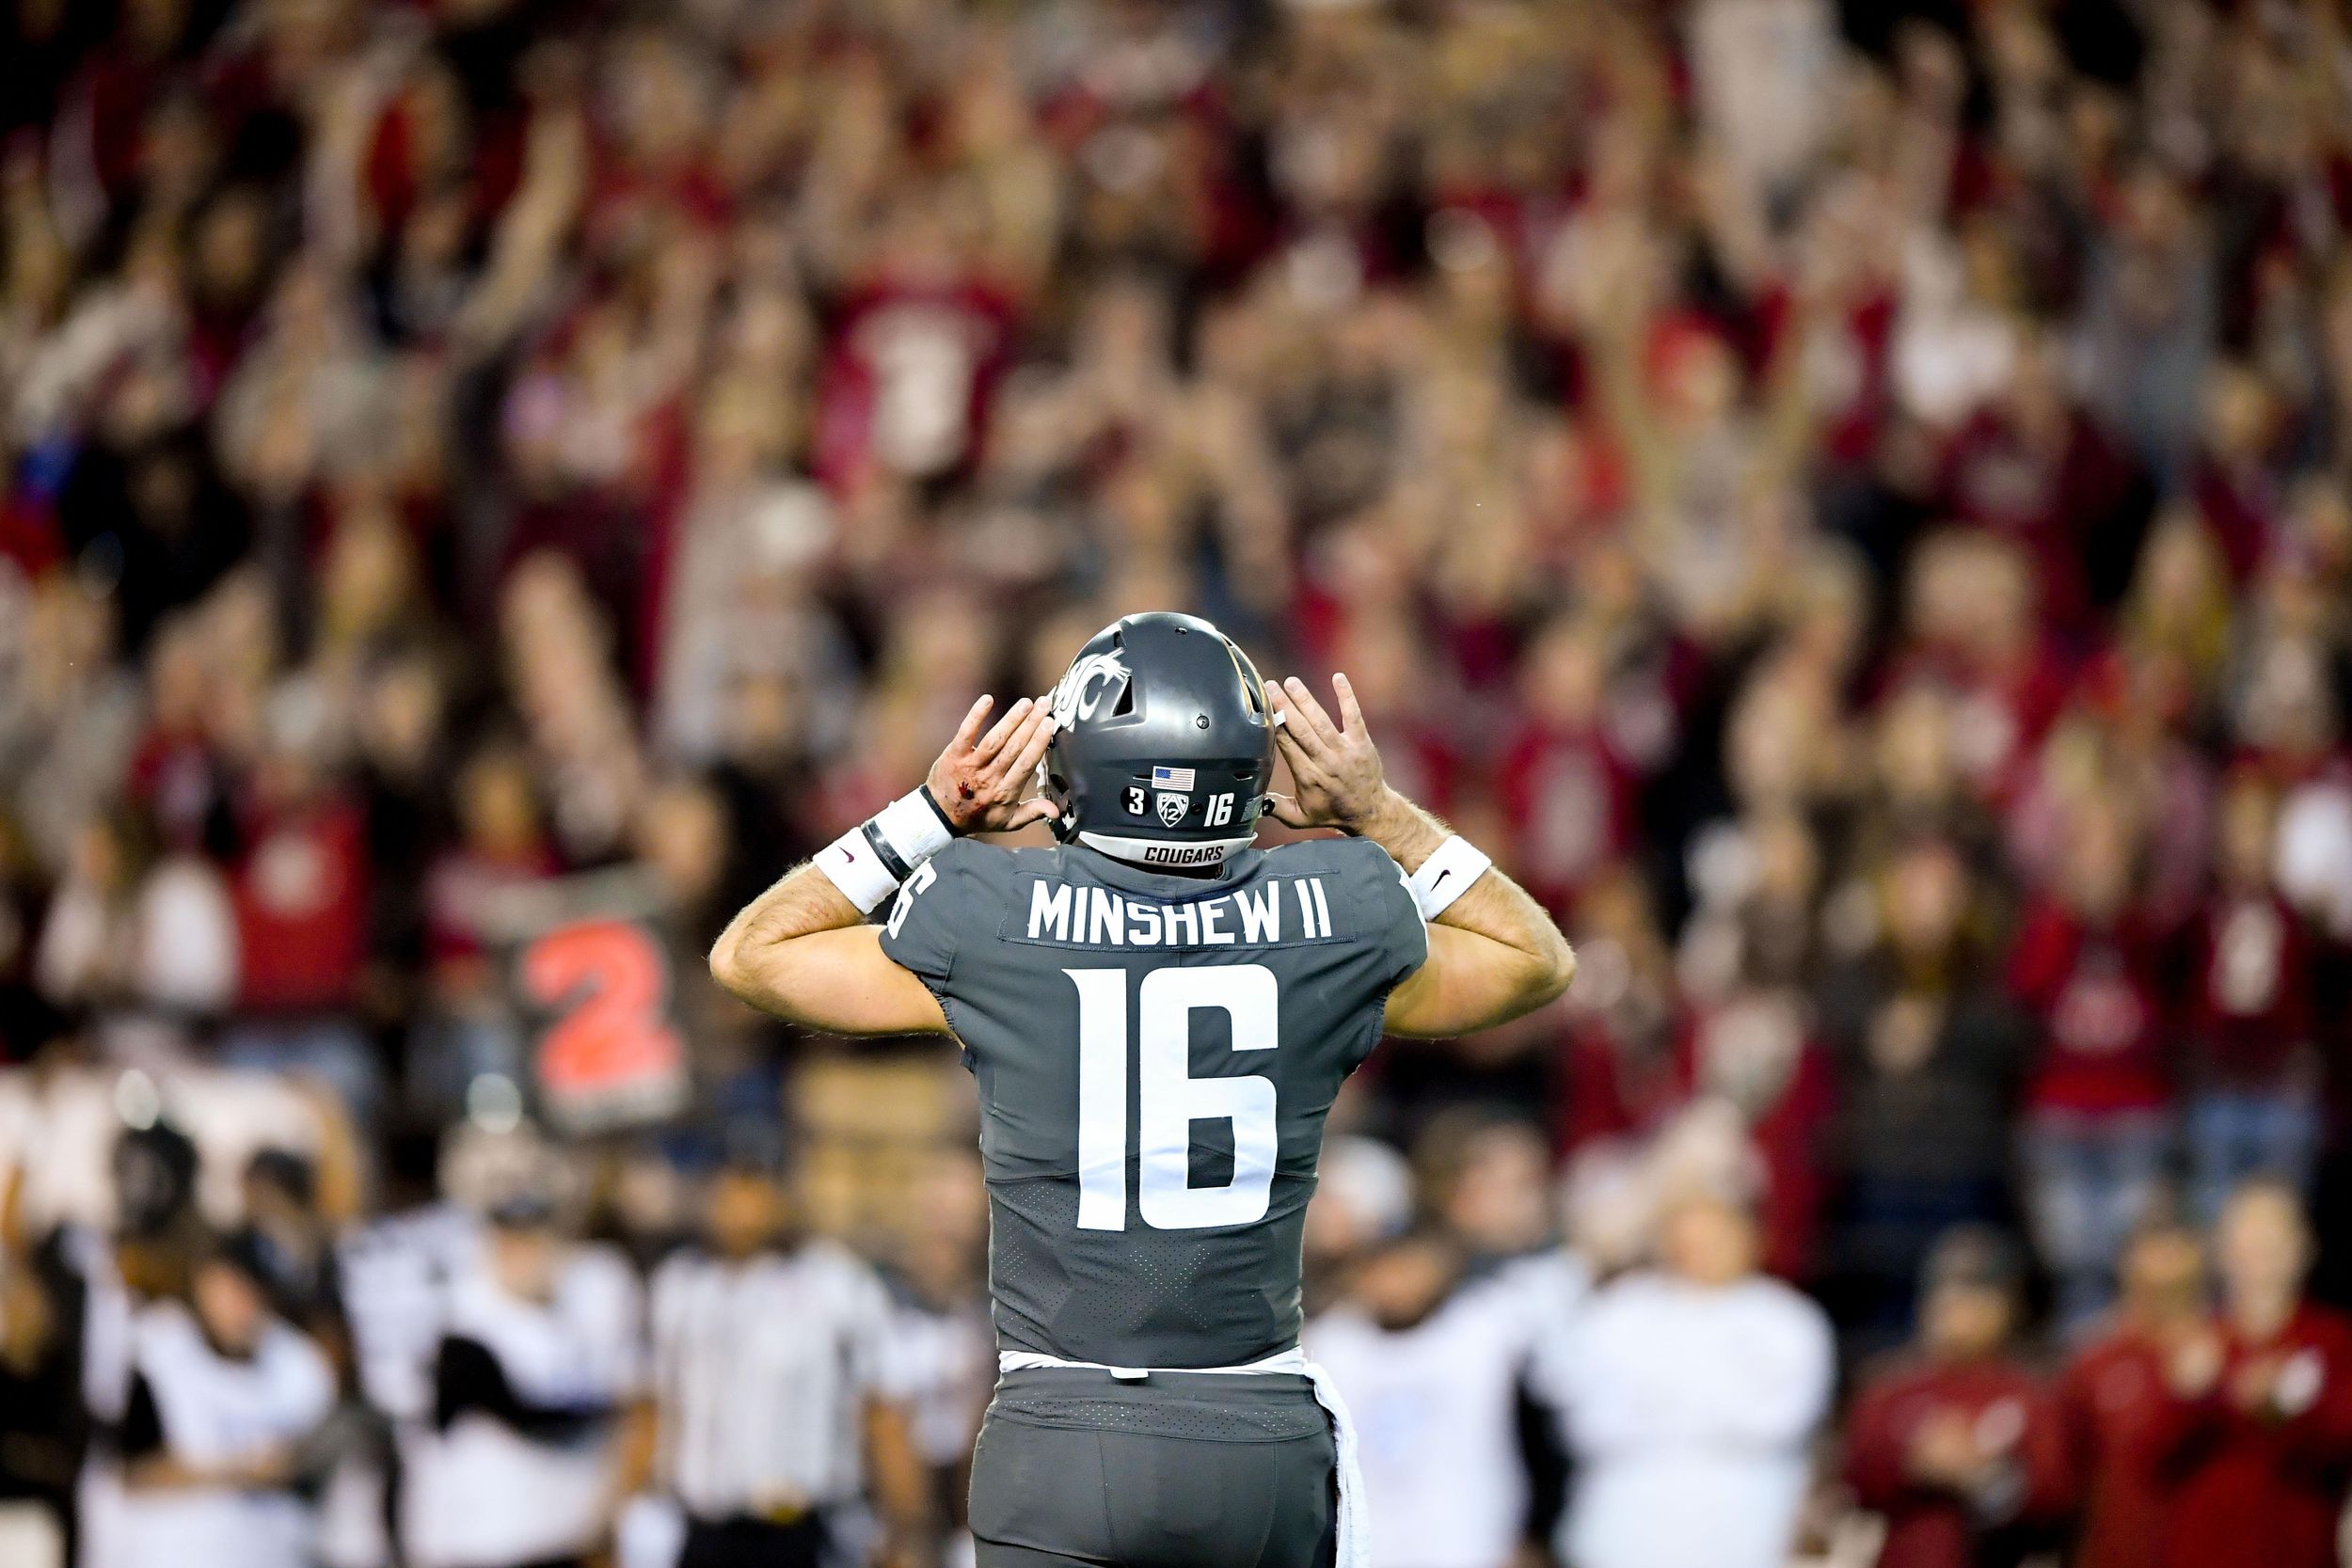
994, 1349, 1367, 1568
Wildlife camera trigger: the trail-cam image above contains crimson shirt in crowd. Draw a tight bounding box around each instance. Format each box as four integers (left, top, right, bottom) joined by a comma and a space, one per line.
2004, 901, 2169, 1117
1550, 998, 1829, 1281
1367, 721, 1466, 827
2183, 890, 2312, 1088
1497, 721, 1636, 915
1675, 999, 1836, 1282
2149, 1306, 2352, 1568
1876, 645, 2074, 812
1934, 405, 2138, 635
1557, 1018, 1681, 1158
1845, 1357, 2073, 1568
2059, 1325, 2182, 1568
2188, 457, 2282, 584
814, 279, 1019, 491
231, 795, 369, 1012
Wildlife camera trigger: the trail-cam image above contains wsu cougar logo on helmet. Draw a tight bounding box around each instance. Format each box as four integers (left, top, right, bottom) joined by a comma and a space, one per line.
1051, 650, 1130, 727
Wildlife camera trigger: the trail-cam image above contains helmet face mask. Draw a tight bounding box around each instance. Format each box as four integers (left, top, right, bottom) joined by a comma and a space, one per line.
1041, 612, 1275, 870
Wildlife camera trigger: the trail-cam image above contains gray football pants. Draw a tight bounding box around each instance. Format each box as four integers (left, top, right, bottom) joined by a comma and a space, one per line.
969, 1367, 1339, 1568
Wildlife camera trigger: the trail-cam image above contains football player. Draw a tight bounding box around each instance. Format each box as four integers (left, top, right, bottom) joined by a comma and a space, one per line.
710, 612, 1575, 1568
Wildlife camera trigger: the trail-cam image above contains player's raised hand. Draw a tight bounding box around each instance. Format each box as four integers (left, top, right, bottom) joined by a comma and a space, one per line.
926, 694, 1060, 835
1266, 673, 1392, 832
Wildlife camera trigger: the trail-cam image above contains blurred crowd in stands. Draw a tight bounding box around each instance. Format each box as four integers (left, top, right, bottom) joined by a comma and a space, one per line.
4, 0, 2352, 1564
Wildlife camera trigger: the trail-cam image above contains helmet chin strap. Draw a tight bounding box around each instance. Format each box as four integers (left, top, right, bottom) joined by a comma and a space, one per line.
1074, 831, 1255, 870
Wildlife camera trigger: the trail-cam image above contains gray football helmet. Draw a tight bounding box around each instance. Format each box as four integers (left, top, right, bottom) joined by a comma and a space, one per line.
1041, 612, 1276, 869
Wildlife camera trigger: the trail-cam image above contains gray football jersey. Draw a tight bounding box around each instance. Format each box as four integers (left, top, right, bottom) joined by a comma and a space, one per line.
881, 835, 1427, 1369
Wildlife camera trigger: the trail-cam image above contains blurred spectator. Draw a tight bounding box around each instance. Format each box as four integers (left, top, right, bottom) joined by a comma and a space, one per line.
1931, 338, 2149, 636
1303, 1133, 1416, 1315
2006, 799, 2170, 1328
1819, 837, 2026, 1352
34, 805, 234, 1063
2178, 773, 2318, 1225
631, 1148, 930, 1568
402, 1132, 641, 1568
1678, 975, 1836, 1281
2059, 1217, 2209, 1568
421, 741, 556, 991
1498, 617, 1640, 915
218, 683, 376, 1119
1310, 1228, 1567, 1568
1843, 1227, 2071, 1568
1540, 1187, 1833, 1568
107, 1232, 335, 1568
237, 1148, 343, 1337
1413, 1110, 1557, 1268
0, 1214, 84, 1568
2148, 1180, 2352, 1568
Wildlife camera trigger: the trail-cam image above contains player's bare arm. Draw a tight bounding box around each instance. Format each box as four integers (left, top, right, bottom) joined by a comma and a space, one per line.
1267, 673, 1576, 1037
707, 694, 1057, 1035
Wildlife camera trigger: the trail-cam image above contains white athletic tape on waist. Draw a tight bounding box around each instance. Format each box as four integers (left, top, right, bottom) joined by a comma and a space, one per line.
995, 1348, 1369, 1568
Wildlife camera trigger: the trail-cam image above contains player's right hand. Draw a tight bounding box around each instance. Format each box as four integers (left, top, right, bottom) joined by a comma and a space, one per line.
1266, 673, 1393, 834
925, 694, 1059, 835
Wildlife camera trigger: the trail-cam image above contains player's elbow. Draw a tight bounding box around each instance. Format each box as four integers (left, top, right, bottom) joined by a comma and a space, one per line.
1526, 929, 1576, 1009
708, 931, 849, 1029
1477, 933, 1576, 1031
709, 937, 796, 1020
707, 928, 755, 1002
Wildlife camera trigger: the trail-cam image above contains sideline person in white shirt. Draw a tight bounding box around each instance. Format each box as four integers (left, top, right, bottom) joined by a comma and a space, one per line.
1540, 1186, 1832, 1568
399, 1182, 643, 1568
1308, 1228, 1581, 1568
109, 1234, 336, 1568
628, 1153, 931, 1568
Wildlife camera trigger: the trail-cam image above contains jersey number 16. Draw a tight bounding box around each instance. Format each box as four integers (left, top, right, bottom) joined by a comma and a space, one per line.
1064, 965, 1279, 1232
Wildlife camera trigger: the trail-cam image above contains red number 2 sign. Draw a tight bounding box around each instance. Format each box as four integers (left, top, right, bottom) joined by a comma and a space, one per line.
519, 919, 689, 1129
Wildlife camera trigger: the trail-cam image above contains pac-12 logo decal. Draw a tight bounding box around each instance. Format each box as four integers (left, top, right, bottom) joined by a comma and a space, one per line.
1155, 792, 1189, 826
1051, 650, 1131, 727
1123, 785, 1147, 816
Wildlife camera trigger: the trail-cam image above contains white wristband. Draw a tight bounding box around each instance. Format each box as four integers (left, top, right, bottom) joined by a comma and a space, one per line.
818, 788, 959, 914
1408, 835, 1492, 921
873, 787, 957, 866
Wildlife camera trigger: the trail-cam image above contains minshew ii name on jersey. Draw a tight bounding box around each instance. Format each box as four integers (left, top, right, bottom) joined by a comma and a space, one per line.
1012, 875, 1341, 948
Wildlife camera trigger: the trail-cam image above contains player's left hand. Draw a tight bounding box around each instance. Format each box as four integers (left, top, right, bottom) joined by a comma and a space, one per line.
926, 694, 1060, 835
1266, 673, 1392, 833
